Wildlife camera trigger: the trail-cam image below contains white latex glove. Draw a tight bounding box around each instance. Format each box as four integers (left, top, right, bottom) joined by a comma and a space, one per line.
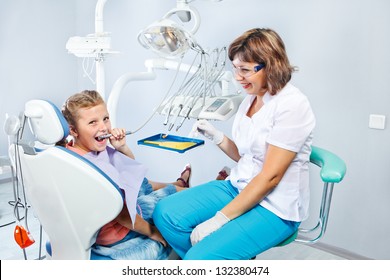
190, 211, 230, 245
190, 120, 224, 145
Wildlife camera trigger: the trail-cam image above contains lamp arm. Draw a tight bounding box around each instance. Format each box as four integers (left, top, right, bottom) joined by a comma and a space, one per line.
107, 71, 157, 127
95, 0, 108, 34
163, 5, 201, 35
145, 58, 198, 74
94, 0, 109, 98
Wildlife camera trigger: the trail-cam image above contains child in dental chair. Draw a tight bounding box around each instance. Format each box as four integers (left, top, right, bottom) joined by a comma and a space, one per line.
59, 90, 191, 260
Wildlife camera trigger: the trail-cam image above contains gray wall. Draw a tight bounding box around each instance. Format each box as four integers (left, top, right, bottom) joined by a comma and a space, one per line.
0, 0, 78, 143
1, 0, 389, 259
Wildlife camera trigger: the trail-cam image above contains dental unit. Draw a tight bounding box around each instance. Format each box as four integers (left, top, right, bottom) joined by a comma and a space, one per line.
67, 0, 241, 136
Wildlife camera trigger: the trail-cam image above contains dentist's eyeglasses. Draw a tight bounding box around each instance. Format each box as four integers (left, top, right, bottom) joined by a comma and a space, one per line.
232, 63, 265, 78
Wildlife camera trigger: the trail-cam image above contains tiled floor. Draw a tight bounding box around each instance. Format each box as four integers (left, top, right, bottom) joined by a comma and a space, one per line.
0, 178, 348, 260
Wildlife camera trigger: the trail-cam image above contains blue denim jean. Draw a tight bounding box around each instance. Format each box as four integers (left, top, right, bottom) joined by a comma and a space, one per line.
91, 178, 176, 260
153, 180, 300, 260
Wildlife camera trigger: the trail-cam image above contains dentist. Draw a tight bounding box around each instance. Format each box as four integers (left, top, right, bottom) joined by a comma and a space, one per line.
153, 28, 316, 260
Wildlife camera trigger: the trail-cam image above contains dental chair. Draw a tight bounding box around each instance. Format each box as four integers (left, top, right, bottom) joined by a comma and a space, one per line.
13, 99, 124, 260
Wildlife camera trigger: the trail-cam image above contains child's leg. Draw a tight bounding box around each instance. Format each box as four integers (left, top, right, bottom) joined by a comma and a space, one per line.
92, 234, 171, 260
137, 184, 177, 223
149, 164, 192, 191
137, 178, 154, 197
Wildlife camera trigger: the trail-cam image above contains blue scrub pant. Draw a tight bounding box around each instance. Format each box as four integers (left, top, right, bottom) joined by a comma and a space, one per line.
153, 180, 299, 260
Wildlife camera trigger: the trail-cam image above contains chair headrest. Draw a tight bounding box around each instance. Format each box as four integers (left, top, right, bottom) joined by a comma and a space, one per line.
24, 100, 69, 145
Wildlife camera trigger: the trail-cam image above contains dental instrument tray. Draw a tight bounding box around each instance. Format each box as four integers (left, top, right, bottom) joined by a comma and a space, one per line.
137, 133, 204, 153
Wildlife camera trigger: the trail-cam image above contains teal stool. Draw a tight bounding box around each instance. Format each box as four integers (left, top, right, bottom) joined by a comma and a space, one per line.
275, 146, 347, 247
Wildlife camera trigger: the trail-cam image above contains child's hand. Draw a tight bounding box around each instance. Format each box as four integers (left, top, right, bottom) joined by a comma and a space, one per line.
109, 128, 127, 150
108, 128, 135, 159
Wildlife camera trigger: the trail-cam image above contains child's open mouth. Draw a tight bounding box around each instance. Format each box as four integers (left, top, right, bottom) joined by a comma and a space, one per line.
95, 136, 106, 143
96, 134, 111, 142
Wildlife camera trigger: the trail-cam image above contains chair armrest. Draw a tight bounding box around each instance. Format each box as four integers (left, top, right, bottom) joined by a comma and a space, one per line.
310, 146, 347, 183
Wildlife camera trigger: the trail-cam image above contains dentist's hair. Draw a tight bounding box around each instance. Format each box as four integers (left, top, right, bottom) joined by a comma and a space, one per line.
62, 90, 105, 128
228, 28, 296, 95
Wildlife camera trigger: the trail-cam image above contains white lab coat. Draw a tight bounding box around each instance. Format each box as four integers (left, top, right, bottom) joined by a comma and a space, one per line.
229, 83, 316, 222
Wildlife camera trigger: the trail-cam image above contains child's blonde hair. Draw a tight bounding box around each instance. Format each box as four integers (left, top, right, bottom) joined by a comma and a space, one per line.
62, 90, 105, 127
57, 90, 105, 147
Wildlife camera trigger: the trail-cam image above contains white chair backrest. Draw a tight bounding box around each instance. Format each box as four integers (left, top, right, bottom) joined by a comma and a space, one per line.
17, 100, 123, 259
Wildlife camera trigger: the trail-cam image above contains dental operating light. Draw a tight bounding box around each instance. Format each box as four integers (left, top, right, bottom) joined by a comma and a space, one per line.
138, 19, 197, 58
137, 1, 202, 58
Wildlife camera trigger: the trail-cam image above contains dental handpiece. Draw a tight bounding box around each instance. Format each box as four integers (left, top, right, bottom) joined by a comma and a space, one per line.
98, 131, 132, 140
